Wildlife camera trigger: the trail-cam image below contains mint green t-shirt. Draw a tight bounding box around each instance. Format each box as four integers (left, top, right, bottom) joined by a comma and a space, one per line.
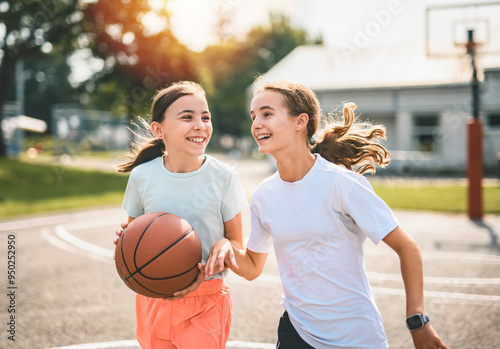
122, 155, 248, 279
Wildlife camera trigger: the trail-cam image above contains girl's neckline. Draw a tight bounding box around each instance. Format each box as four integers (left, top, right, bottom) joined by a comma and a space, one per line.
277, 154, 319, 186
159, 154, 209, 177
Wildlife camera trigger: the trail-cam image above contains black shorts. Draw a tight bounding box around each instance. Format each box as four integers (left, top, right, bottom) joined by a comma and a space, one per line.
276, 311, 315, 349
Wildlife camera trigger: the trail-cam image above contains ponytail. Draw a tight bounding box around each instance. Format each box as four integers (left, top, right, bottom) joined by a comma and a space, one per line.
254, 80, 390, 175
115, 131, 165, 172
312, 103, 390, 174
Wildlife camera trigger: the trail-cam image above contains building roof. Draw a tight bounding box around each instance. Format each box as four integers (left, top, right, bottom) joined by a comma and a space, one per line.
253, 44, 500, 91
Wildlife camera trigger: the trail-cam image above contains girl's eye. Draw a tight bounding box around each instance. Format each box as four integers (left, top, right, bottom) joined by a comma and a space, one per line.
264, 112, 271, 117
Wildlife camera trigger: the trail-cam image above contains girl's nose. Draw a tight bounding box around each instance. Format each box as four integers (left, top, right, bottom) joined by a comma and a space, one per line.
252, 117, 262, 130
194, 118, 205, 131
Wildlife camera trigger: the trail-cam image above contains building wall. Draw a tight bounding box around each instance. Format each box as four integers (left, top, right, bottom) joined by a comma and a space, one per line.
482, 69, 500, 173
313, 71, 500, 173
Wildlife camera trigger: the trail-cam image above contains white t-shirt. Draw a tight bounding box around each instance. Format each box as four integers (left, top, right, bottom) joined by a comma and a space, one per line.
247, 154, 399, 349
122, 154, 248, 279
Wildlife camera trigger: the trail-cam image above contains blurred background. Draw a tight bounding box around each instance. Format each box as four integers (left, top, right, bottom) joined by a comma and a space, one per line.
0, 0, 499, 218
0, 3, 499, 348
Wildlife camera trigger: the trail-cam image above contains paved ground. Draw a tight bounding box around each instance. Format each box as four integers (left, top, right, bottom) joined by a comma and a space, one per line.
0, 155, 499, 348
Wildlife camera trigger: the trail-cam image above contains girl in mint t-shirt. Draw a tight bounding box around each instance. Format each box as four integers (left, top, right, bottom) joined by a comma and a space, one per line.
114, 81, 247, 349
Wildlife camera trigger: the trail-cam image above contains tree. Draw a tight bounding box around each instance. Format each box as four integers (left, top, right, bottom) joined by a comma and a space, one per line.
0, 0, 197, 157
82, 0, 197, 120
23, 48, 76, 130
0, 0, 86, 157
199, 13, 322, 140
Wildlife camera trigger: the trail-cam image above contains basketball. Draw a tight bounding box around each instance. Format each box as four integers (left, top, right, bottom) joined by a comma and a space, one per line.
115, 212, 202, 298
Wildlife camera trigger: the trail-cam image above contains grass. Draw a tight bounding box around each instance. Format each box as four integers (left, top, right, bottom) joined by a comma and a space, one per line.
372, 183, 500, 214
0, 158, 499, 219
0, 158, 129, 219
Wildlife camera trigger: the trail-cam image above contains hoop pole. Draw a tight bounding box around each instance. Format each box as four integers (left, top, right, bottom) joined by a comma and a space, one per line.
467, 30, 480, 120
466, 30, 483, 219
467, 119, 483, 219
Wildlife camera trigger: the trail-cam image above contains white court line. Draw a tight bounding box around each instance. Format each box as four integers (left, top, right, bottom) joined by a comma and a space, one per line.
229, 273, 500, 302
243, 269, 500, 287
367, 271, 500, 285
0, 207, 124, 232
42, 224, 500, 302
42, 226, 112, 263
421, 250, 500, 264
62, 216, 125, 232
48, 339, 275, 349
228, 341, 275, 349
48, 340, 139, 349
372, 287, 500, 302
55, 224, 114, 261
41, 228, 81, 256
368, 248, 500, 264
12, 212, 500, 264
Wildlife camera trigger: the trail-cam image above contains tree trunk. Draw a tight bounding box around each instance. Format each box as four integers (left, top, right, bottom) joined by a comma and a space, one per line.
0, 52, 18, 157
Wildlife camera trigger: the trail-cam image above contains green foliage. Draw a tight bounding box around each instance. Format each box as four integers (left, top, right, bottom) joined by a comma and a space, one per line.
0, 0, 84, 57
0, 158, 128, 218
22, 53, 77, 129
198, 13, 322, 138
0, 0, 87, 156
82, 0, 197, 119
1, 2, 320, 158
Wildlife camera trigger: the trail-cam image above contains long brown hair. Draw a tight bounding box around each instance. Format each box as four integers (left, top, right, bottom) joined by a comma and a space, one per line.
115, 81, 206, 173
255, 80, 390, 174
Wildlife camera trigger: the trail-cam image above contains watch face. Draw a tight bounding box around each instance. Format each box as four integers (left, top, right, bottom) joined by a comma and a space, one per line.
406, 314, 429, 331
407, 315, 424, 328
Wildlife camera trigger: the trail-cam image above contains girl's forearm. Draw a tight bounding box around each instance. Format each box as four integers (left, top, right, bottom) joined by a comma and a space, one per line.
205, 238, 267, 281
398, 240, 425, 316
383, 227, 425, 316
230, 245, 263, 281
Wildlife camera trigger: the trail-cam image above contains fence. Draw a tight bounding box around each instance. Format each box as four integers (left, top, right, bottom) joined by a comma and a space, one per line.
52, 104, 130, 155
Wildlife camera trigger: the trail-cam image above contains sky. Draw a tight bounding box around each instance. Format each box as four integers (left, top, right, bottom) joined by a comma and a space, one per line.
165, 0, 498, 53
69, 0, 500, 84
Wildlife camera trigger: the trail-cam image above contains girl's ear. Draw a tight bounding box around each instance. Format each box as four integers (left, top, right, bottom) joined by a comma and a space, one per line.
296, 113, 309, 131
151, 121, 163, 139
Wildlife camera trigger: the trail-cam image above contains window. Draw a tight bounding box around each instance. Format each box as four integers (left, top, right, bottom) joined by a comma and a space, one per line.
413, 115, 440, 152
486, 113, 500, 128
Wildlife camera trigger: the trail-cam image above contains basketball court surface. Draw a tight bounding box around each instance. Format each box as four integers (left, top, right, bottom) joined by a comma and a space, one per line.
0, 154, 499, 348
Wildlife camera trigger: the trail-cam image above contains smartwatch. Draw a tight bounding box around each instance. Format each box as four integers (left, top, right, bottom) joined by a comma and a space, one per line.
406, 313, 430, 331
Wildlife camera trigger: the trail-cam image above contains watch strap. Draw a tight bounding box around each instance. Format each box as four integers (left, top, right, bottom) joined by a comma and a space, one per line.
406, 313, 430, 331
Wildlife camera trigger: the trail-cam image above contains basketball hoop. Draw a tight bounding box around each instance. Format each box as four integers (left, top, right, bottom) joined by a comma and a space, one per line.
426, 2, 500, 58
465, 30, 481, 55
425, 2, 500, 220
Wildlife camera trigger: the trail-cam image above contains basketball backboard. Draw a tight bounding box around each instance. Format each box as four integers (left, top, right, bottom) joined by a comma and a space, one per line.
426, 2, 500, 57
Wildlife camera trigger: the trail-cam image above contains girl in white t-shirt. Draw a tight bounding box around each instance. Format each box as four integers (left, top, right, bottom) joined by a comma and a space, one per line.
114, 81, 248, 349
205, 80, 448, 349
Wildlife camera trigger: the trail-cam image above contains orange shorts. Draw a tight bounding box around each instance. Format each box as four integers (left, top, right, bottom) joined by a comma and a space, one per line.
136, 279, 232, 349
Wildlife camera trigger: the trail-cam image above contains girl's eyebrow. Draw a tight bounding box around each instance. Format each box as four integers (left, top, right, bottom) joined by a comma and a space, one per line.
260, 105, 275, 111
177, 110, 210, 115
250, 105, 276, 115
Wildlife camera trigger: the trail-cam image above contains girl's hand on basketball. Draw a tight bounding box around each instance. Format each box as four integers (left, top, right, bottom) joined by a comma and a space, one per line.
113, 222, 128, 246
205, 238, 239, 279
164, 263, 205, 301
112, 222, 128, 260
